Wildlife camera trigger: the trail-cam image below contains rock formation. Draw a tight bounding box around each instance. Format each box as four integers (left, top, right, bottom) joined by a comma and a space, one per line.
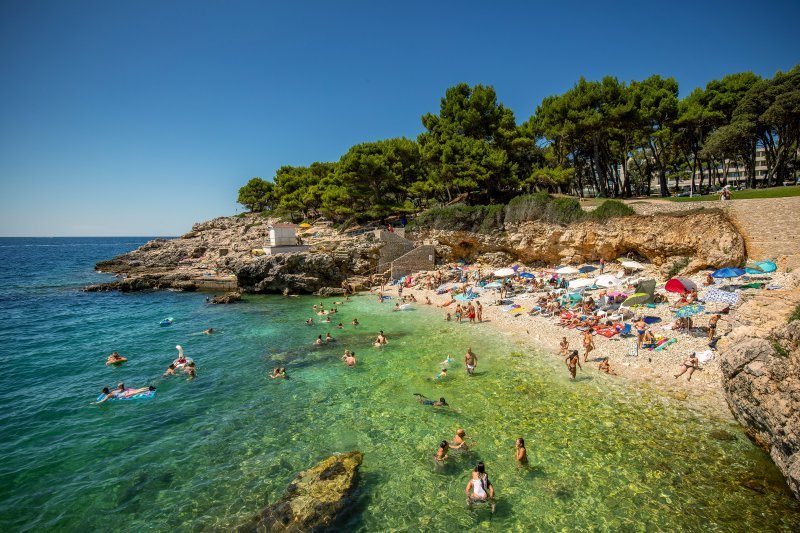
238, 451, 363, 532
719, 286, 800, 499
211, 292, 242, 304
410, 210, 745, 275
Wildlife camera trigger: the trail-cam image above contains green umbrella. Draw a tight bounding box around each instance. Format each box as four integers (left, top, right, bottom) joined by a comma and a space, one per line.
675, 304, 704, 318
621, 293, 650, 306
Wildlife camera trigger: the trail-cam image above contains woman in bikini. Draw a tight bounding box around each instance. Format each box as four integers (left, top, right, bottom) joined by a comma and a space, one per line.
434, 440, 449, 463
566, 349, 581, 380
582, 328, 595, 362
674, 352, 700, 381
634, 318, 647, 349
515, 437, 528, 465
465, 462, 495, 512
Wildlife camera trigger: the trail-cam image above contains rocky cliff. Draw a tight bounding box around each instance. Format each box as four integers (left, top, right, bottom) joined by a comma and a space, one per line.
410, 210, 745, 275
719, 287, 800, 500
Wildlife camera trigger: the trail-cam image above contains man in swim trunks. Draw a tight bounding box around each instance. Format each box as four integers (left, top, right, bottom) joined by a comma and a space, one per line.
105, 352, 127, 365
566, 349, 581, 380
464, 347, 477, 375
414, 393, 448, 407
450, 428, 470, 450
707, 314, 721, 341
94, 383, 155, 404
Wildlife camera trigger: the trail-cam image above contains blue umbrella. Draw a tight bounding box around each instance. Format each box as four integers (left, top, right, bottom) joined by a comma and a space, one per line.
755, 261, 777, 273
711, 267, 746, 279
578, 265, 598, 273
519, 272, 535, 279
675, 304, 705, 318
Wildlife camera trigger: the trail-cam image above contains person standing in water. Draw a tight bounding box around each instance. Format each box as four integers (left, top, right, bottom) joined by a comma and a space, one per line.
464, 347, 477, 375
515, 437, 528, 464
434, 440, 449, 463
466, 462, 495, 512
582, 328, 595, 362
566, 349, 581, 380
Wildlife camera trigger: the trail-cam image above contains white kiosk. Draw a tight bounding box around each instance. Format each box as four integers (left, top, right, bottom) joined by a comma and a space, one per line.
263, 223, 310, 255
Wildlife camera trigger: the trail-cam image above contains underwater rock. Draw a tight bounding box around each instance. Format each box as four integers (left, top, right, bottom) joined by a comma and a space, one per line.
238, 451, 363, 532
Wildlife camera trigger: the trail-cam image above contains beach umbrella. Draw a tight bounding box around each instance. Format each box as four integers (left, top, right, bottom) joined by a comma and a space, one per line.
595, 274, 621, 288
556, 266, 580, 275
703, 288, 739, 306
494, 267, 516, 277
568, 277, 596, 289
711, 267, 746, 279
578, 265, 598, 273
675, 304, 705, 318
664, 277, 697, 293
752, 261, 777, 273
621, 260, 645, 270
519, 272, 535, 279
621, 293, 650, 306
298, 223, 311, 229
484, 281, 502, 289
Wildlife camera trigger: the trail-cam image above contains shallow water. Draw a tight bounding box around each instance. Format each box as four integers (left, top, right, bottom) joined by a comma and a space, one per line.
0, 237, 798, 531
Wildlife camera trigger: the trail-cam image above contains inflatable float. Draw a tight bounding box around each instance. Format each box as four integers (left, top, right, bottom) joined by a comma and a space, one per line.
173, 345, 193, 369
97, 389, 156, 402
160, 317, 174, 327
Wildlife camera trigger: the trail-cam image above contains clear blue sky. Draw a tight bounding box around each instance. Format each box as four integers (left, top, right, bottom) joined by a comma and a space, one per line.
1, 0, 798, 236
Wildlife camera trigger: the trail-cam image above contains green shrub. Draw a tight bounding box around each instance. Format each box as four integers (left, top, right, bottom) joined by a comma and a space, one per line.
504, 192, 553, 224
409, 204, 505, 233
667, 257, 690, 278
790, 303, 800, 324
546, 197, 584, 224
589, 200, 635, 221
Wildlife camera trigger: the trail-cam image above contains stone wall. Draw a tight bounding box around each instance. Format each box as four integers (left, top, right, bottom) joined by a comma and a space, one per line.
390, 245, 436, 279
375, 230, 415, 274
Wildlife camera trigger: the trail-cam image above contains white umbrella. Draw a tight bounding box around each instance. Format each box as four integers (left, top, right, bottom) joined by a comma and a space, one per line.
556, 266, 579, 275
595, 274, 621, 288
568, 277, 596, 289
493, 267, 516, 277
621, 260, 644, 270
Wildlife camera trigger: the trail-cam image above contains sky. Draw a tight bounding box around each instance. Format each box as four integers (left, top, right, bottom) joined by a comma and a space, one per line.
1, 0, 798, 236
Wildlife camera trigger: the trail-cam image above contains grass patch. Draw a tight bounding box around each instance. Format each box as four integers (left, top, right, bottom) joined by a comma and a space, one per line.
667, 257, 690, 278
790, 303, 800, 324
665, 185, 800, 202
772, 341, 790, 358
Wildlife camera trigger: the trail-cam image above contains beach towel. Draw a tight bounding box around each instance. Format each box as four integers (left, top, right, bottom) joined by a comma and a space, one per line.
696, 350, 714, 363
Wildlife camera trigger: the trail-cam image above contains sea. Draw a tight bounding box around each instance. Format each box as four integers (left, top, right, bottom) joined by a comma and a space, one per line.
0, 237, 798, 531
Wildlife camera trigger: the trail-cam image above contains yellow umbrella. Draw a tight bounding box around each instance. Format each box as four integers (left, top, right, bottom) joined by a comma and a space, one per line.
621, 293, 650, 306
299, 223, 312, 229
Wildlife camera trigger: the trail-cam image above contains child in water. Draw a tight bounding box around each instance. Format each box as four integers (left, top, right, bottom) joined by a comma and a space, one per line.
435, 368, 447, 380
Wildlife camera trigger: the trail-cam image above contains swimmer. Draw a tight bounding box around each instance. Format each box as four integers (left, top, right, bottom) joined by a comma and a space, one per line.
434, 440, 449, 463
425, 296, 432, 305
351, 318, 359, 326
105, 352, 127, 365
435, 368, 447, 380
336, 322, 343, 329
163, 363, 176, 376
413, 393, 448, 407
315, 335, 323, 346
393, 303, 401, 311
515, 437, 528, 464
343, 351, 356, 367
374, 330, 388, 346
450, 429, 470, 450
93, 383, 155, 404
440, 354, 455, 366
326, 332, 334, 343
306, 318, 314, 326
184, 361, 196, 380
203, 328, 214, 335
445, 312, 452, 321
334, 301, 343, 305
325, 316, 331, 323
269, 367, 287, 379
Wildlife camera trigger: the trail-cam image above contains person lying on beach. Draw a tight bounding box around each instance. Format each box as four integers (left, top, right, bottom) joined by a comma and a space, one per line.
434, 440, 449, 463
413, 393, 448, 407
437, 298, 455, 307
515, 437, 528, 464
598, 358, 617, 375
374, 331, 388, 346
343, 351, 356, 367
106, 352, 127, 365
466, 462, 495, 512
674, 352, 700, 381
566, 350, 581, 380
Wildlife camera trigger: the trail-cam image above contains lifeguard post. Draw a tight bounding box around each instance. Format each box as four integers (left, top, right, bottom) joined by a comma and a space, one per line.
263, 223, 310, 255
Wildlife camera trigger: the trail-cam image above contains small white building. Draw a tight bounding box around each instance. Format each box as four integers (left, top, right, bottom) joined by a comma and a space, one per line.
263, 223, 310, 255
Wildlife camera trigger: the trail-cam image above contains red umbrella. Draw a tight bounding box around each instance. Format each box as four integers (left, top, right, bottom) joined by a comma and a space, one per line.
665, 277, 697, 293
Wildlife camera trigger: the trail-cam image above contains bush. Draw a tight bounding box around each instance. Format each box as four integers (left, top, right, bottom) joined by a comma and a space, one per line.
667, 257, 690, 278
589, 200, 635, 221
790, 303, 800, 324
409, 204, 505, 233
504, 192, 553, 224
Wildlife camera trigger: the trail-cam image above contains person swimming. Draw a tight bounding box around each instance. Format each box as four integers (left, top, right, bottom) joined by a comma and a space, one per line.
440, 354, 454, 365
105, 352, 127, 365
269, 367, 288, 379
434, 440, 449, 463
306, 318, 314, 326
315, 335, 323, 345
343, 351, 356, 367
93, 383, 155, 404
435, 368, 447, 380
450, 429, 470, 450
184, 361, 196, 380
414, 393, 447, 407
351, 318, 359, 326
203, 328, 214, 335
336, 322, 344, 329
163, 363, 176, 376
374, 331, 388, 346
326, 332, 334, 343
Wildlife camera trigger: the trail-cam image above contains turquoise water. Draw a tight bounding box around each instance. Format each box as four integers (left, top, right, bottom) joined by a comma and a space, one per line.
1, 237, 799, 531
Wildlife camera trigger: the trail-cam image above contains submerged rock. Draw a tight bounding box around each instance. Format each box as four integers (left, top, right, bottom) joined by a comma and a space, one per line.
211, 291, 242, 304
238, 451, 363, 532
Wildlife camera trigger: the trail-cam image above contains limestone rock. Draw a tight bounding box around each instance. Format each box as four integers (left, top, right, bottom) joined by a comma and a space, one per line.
720, 286, 800, 499
238, 451, 363, 532
211, 291, 242, 304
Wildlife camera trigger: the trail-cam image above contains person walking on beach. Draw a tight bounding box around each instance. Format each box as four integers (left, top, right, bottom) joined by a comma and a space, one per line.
634, 317, 647, 350
467, 302, 476, 323
566, 349, 581, 380
674, 352, 699, 381
707, 314, 721, 341
599, 258, 605, 274
582, 329, 595, 362
476, 301, 483, 322
464, 347, 477, 375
